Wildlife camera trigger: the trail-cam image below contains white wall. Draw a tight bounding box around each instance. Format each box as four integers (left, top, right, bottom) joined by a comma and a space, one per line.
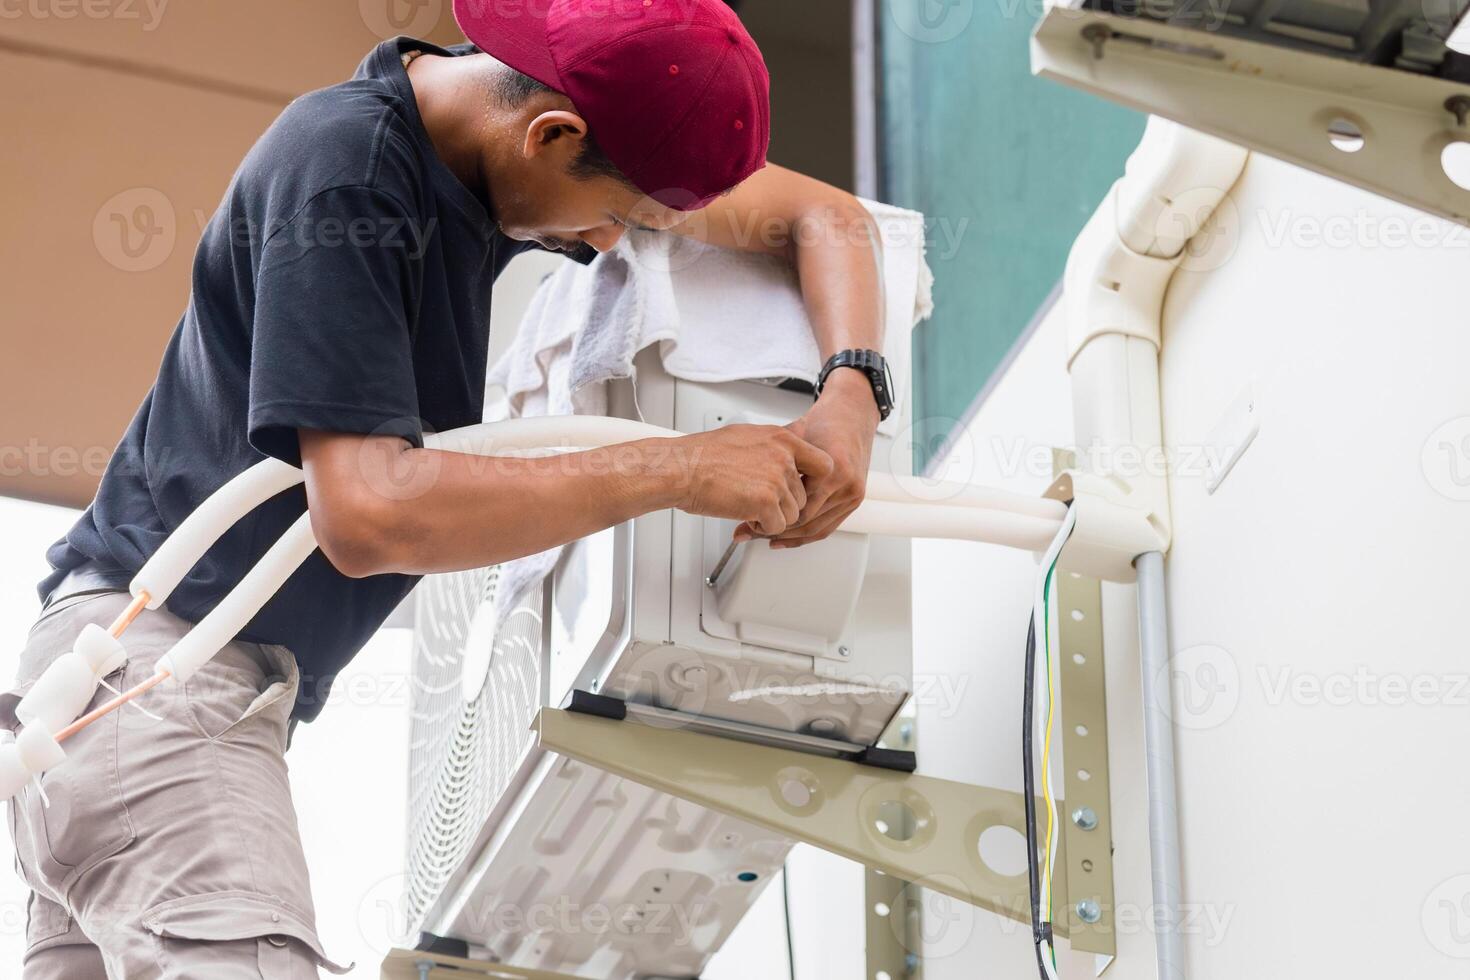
1153, 153, 1470, 978
906, 151, 1470, 978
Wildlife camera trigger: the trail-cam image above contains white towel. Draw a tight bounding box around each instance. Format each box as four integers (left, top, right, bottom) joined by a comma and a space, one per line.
483, 199, 934, 629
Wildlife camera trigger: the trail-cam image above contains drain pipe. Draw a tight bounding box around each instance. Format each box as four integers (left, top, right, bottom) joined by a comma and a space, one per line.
1061, 117, 1249, 979
1133, 551, 1181, 978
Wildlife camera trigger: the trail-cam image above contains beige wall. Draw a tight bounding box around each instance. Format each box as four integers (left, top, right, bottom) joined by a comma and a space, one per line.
0, 1, 855, 510
0, 2, 465, 508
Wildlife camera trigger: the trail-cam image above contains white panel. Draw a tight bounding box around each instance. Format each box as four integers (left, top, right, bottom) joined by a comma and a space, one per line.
1156, 153, 1470, 978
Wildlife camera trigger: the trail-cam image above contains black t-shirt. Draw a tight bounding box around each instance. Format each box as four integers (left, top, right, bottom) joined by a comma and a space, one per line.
41, 38, 580, 723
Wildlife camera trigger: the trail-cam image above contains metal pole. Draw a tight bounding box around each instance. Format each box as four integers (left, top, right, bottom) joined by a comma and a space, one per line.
1134, 551, 1184, 980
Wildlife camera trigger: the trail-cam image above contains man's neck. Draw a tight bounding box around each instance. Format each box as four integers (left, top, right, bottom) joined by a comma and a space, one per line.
405, 54, 510, 212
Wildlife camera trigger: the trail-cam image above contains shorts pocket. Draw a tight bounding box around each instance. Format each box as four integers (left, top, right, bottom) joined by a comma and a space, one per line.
143, 890, 352, 975
14, 699, 136, 900
22, 890, 73, 953
184, 643, 295, 742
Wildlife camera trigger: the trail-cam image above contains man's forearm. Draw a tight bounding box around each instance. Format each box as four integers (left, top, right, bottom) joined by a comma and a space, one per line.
310, 439, 684, 578
791, 198, 886, 364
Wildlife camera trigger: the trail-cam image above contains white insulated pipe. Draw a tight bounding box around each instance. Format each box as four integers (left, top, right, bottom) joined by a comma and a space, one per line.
154, 513, 318, 684
122, 415, 1064, 688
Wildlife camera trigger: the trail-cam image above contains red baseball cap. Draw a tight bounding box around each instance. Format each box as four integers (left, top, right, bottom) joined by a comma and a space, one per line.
451, 0, 770, 211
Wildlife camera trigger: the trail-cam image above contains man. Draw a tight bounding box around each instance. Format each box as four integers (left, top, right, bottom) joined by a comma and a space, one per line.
6, 0, 892, 974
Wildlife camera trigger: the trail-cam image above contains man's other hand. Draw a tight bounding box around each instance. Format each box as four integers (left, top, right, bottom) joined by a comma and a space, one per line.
769, 368, 880, 548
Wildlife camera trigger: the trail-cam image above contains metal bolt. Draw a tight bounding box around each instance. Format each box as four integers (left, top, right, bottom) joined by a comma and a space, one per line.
1071, 806, 1098, 831
838, 646, 851, 658
415, 960, 434, 980
1075, 899, 1102, 924
1449, 95, 1470, 128
1082, 23, 1109, 60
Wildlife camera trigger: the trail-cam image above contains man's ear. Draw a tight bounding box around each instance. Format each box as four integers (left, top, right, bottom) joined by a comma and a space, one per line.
523, 110, 588, 161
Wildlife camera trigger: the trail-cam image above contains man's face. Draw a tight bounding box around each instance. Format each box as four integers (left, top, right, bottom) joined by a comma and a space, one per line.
492, 165, 691, 255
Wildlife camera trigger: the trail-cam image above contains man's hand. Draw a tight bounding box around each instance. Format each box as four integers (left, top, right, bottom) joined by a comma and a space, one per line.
669, 163, 886, 548
768, 368, 881, 548
673, 424, 834, 539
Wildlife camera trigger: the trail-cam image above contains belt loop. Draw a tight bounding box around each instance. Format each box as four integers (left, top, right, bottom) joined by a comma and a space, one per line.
259, 933, 292, 974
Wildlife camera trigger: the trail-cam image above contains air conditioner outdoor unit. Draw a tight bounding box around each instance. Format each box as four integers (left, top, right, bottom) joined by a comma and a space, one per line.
402, 349, 915, 978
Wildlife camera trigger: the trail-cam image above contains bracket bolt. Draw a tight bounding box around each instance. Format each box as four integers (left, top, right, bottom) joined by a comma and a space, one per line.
838, 646, 851, 658
415, 960, 434, 980
1075, 899, 1102, 924
1449, 95, 1470, 128
1071, 806, 1098, 831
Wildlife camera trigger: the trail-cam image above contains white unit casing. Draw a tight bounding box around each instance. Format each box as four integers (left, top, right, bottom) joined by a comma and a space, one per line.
405, 349, 913, 978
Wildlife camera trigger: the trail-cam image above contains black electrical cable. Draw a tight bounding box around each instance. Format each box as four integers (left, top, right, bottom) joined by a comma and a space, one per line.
783, 862, 796, 980
1021, 613, 1053, 978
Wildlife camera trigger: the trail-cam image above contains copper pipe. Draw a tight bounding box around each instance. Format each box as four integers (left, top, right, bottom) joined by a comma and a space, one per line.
56, 670, 171, 743
108, 591, 150, 639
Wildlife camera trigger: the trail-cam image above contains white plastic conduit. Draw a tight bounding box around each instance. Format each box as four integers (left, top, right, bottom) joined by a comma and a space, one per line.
1063, 117, 1249, 980
1064, 116, 1250, 547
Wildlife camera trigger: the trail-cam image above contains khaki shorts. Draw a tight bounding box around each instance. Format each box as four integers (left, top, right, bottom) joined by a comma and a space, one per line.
2, 591, 351, 978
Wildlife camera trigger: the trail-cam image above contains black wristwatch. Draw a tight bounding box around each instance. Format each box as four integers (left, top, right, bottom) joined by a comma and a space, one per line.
815, 349, 894, 422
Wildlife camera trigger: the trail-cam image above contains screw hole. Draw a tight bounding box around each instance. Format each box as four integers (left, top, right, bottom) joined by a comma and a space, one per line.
1327, 116, 1365, 153
874, 799, 922, 842
781, 779, 812, 807
1443, 141, 1470, 191
977, 824, 1031, 877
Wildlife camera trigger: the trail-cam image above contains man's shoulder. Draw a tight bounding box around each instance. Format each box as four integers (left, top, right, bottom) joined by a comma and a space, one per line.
237, 79, 425, 216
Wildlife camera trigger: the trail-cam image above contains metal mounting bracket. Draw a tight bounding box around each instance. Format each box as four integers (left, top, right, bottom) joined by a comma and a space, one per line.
1057, 568, 1119, 970
1031, 6, 1470, 227
381, 949, 600, 980
867, 712, 924, 978
530, 703, 1113, 955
